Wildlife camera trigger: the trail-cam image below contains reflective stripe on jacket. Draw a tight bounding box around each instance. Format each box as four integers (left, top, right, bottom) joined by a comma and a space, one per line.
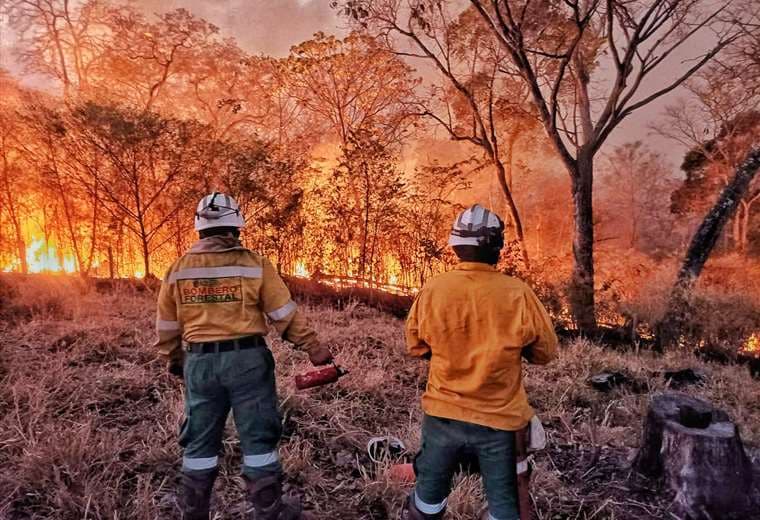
154, 236, 317, 362
405, 262, 558, 431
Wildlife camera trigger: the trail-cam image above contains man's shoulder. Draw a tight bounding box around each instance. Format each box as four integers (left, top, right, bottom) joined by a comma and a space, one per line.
167, 250, 265, 278
423, 268, 532, 295
499, 274, 532, 292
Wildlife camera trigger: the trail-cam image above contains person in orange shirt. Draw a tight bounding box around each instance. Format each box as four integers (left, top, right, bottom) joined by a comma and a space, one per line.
155, 193, 331, 520
402, 204, 558, 520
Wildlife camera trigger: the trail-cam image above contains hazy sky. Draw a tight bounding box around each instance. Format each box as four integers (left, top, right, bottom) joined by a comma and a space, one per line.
136, 0, 344, 57
135, 0, 698, 167
1, 0, 705, 168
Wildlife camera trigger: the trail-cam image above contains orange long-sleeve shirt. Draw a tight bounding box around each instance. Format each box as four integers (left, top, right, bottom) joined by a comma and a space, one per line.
405, 262, 558, 431
154, 236, 318, 362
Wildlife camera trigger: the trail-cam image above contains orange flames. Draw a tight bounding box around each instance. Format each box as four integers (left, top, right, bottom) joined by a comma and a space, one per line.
2, 238, 77, 274
294, 261, 310, 278
741, 333, 760, 357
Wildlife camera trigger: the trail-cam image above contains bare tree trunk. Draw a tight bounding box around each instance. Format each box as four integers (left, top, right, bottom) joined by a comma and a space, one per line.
657, 147, 760, 349
360, 178, 371, 279
569, 152, 597, 334
494, 158, 530, 269
732, 206, 743, 252
1, 153, 27, 274
739, 199, 754, 254
141, 233, 150, 278
84, 192, 99, 276
14, 234, 27, 274
108, 246, 114, 280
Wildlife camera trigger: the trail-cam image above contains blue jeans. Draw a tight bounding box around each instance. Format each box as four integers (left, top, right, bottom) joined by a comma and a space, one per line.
179, 346, 282, 478
413, 415, 519, 520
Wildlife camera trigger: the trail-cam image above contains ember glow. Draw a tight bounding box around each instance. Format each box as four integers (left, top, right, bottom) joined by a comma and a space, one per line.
742, 334, 760, 357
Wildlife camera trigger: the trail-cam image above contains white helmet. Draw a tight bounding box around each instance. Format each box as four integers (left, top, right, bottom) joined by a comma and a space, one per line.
448, 204, 504, 247
194, 192, 245, 231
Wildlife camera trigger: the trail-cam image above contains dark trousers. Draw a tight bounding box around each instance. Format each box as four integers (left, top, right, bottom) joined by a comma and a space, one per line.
180, 347, 282, 478
413, 414, 519, 520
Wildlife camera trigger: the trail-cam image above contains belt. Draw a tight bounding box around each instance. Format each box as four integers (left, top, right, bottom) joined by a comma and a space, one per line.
185, 335, 266, 354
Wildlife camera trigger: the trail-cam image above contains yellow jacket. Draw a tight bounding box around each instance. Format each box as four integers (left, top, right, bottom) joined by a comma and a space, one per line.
154, 236, 317, 362
405, 262, 558, 431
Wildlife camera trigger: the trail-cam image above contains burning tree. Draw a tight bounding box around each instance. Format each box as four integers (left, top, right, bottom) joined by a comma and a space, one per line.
0, 73, 31, 274
55, 103, 210, 277
340, 0, 752, 333
334, 4, 541, 267
325, 130, 407, 281
19, 100, 101, 276
400, 159, 470, 285
218, 140, 310, 274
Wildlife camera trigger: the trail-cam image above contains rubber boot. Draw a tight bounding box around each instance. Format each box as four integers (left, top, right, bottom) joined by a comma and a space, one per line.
244, 474, 313, 520
400, 494, 446, 520
180, 468, 218, 520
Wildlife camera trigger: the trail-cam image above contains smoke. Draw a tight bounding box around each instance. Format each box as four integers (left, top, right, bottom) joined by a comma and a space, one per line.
135, 0, 344, 56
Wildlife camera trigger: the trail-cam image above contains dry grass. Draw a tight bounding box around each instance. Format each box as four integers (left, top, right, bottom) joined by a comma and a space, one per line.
0, 274, 758, 519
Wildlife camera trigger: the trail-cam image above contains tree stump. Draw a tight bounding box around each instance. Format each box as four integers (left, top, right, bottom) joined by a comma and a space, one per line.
633, 393, 758, 519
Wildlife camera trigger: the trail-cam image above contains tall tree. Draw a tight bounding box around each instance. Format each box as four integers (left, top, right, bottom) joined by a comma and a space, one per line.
670, 112, 760, 254
19, 100, 102, 275
401, 159, 470, 285
285, 31, 417, 147
61, 103, 209, 276
340, 0, 750, 332
658, 147, 760, 348
0, 76, 30, 273
101, 7, 219, 111
6, 0, 111, 98
597, 142, 676, 252
349, 5, 539, 266
217, 139, 310, 273
326, 129, 407, 280
658, 64, 760, 255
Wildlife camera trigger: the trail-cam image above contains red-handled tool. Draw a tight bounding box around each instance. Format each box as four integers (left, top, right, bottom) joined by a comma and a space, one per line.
295, 363, 348, 390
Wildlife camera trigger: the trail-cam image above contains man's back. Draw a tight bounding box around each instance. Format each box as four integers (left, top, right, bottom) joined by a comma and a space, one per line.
406, 262, 558, 430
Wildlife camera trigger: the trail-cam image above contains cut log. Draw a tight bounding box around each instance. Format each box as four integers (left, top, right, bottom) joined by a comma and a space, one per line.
633, 393, 757, 519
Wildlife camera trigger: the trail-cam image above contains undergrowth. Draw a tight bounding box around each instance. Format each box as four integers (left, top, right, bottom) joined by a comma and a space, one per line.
0, 274, 758, 519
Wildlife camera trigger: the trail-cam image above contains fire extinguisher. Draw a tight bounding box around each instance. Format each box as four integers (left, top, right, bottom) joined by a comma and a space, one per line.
295, 362, 348, 390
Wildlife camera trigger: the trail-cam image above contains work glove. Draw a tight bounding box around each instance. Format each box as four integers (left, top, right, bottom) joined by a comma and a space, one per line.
308, 345, 334, 366
167, 359, 184, 379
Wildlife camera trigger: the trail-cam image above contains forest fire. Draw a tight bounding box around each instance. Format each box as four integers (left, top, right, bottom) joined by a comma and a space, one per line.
1, 1, 760, 519
0, 1, 757, 347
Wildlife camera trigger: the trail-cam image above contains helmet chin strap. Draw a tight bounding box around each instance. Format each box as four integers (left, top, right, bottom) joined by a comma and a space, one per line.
196, 192, 240, 221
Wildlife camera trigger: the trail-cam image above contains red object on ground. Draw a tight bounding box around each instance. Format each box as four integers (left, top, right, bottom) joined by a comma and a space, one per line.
295, 364, 348, 390
387, 463, 415, 483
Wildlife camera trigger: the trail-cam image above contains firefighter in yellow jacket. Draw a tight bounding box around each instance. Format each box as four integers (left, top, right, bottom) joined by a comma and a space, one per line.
402, 204, 558, 520
155, 193, 331, 520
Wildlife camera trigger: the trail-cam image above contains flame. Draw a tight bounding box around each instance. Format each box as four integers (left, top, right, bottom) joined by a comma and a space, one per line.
294, 261, 309, 278
741, 333, 760, 357
26, 239, 77, 274
1, 233, 149, 278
